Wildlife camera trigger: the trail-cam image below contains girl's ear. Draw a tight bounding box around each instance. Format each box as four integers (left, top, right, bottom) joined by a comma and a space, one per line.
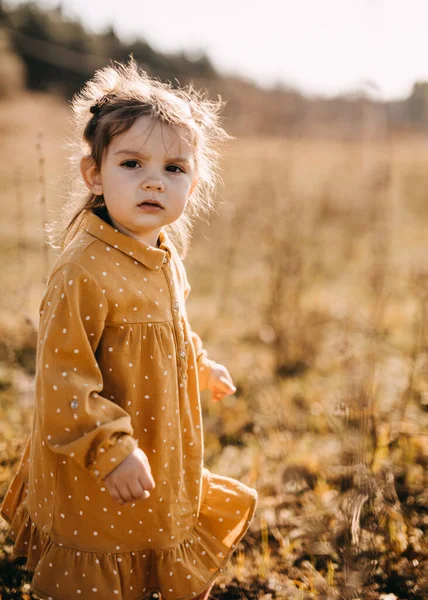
80, 156, 103, 195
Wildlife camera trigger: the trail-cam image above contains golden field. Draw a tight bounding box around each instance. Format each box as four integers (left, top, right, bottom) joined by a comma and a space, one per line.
0, 92, 427, 599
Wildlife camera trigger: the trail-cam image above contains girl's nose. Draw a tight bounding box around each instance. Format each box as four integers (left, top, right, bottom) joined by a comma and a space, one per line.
142, 179, 165, 192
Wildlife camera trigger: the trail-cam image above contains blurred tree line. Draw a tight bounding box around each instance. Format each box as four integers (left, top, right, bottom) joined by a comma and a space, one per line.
0, 0, 218, 96
1, 0, 428, 137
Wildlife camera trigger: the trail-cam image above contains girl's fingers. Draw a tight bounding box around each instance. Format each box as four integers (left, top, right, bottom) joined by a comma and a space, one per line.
123, 483, 135, 503
138, 477, 152, 499
134, 449, 156, 490
219, 375, 236, 392
104, 478, 117, 499
117, 482, 136, 504
109, 481, 151, 505
212, 384, 235, 398
117, 482, 145, 505
111, 483, 126, 505
127, 480, 147, 501
139, 470, 156, 491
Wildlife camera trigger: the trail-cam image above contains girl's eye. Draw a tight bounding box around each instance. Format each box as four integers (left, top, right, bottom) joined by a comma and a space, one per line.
166, 165, 185, 174
121, 160, 140, 169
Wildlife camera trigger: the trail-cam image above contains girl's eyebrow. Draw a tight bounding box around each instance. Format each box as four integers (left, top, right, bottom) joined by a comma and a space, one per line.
115, 149, 192, 165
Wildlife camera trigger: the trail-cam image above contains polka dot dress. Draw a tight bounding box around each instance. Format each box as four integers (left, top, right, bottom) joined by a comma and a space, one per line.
0, 210, 258, 600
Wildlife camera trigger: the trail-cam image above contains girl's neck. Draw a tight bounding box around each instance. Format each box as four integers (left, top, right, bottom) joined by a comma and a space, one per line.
92, 205, 162, 248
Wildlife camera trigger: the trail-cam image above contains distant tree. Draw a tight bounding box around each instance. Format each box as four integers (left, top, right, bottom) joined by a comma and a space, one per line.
407, 81, 428, 124
0, 29, 26, 98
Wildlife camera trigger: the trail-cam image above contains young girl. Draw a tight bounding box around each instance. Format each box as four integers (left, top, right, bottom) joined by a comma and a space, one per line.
0, 59, 258, 600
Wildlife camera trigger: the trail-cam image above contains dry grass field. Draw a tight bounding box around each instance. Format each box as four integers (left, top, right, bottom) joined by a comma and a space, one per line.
0, 92, 427, 599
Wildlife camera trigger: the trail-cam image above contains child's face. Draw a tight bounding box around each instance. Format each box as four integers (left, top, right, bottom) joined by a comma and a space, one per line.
82, 115, 197, 246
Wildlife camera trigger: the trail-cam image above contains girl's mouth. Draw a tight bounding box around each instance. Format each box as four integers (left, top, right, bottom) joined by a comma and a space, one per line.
138, 202, 164, 211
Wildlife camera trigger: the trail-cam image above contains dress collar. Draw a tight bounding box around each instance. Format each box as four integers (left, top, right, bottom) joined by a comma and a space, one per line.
84, 210, 172, 271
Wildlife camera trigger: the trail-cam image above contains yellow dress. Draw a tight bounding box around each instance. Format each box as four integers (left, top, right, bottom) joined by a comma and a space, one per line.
0, 210, 258, 600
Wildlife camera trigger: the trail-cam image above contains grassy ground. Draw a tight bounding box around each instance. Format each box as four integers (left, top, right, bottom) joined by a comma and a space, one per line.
0, 92, 427, 599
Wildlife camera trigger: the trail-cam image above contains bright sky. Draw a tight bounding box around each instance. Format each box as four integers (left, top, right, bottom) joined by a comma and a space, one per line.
6, 0, 428, 99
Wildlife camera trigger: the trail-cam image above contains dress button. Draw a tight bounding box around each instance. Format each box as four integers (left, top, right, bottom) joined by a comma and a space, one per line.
70, 400, 79, 409
173, 301, 179, 310
180, 350, 186, 358
93, 470, 100, 477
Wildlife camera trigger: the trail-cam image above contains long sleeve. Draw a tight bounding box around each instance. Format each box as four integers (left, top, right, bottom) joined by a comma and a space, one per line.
183, 270, 217, 392
36, 261, 138, 482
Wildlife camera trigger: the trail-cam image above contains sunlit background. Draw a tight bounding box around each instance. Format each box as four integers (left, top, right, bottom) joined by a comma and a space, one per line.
6, 0, 428, 99
0, 1, 427, 598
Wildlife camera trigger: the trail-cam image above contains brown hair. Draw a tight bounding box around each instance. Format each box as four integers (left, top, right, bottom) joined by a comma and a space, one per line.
47, 57, 231, 257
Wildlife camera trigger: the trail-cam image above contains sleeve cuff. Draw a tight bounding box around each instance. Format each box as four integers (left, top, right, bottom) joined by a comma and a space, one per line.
88, 433, 139, 482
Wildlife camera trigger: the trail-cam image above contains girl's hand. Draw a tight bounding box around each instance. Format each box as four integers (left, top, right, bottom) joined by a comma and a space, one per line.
207, 363, 236, 403
103, 447, 156, 505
